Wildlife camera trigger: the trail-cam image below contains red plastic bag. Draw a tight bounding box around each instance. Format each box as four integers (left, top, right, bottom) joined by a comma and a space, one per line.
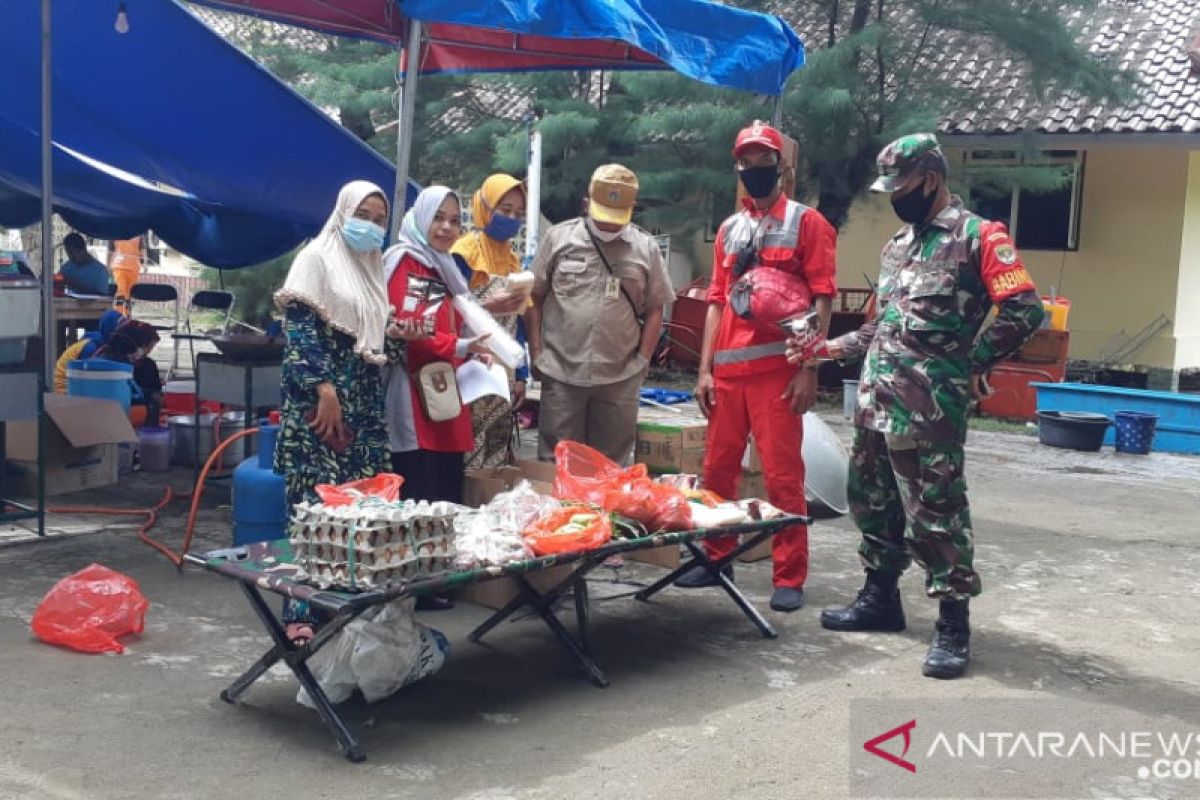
647, 483, 694, 531
315, 473, 405, 506
31, 564, 149, 654
554, 441, 693, 531
553, 441, 648, 506
523, 506, 613, 556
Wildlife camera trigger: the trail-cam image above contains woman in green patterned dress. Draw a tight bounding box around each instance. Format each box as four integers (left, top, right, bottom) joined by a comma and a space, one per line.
273, 180, 422, 643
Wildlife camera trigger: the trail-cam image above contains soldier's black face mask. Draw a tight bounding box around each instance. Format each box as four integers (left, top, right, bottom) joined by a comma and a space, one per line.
890, 176, 937, 225
737, 165, 780, 199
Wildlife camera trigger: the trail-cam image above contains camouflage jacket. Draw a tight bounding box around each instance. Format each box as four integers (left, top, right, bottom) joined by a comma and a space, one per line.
832, 197, 1044, 445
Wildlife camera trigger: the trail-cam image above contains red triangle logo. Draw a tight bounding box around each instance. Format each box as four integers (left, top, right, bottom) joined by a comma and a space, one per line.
864, 719, 917, 773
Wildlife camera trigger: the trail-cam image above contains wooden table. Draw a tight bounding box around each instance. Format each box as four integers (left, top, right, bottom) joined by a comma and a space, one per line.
52, 296, 115, 354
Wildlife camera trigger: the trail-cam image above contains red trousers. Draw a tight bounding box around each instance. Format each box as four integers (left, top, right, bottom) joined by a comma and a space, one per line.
702, 368, 808, 588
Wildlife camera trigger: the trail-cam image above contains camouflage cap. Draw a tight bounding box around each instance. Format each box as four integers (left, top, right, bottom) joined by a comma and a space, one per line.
870, 133, 948, 193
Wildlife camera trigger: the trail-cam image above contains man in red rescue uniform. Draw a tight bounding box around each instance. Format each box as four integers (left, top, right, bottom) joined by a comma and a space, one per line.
674, 121, 837, 612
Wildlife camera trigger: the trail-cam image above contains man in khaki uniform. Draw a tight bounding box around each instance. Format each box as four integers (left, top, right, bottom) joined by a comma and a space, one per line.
527, 164, 673, 463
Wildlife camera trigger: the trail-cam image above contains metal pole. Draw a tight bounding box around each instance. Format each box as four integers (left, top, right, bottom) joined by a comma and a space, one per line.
40, 0, 54, 380
771, 95, 783, 128
391, 20, 423, 238
523, 120, 542, 266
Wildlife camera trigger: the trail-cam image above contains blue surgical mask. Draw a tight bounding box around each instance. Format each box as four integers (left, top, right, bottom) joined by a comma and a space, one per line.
342, 218, 385, 252
484, 213, 522, 242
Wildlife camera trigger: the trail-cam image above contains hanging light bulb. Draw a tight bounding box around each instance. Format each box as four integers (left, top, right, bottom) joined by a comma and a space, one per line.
114, 2, 130, 34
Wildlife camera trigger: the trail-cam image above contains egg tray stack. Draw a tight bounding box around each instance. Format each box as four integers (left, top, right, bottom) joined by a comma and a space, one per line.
289, 499, 464, 591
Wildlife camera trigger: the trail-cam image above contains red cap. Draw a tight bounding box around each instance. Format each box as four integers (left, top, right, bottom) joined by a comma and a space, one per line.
268, 410, 281, 425
733, 121, 784, 157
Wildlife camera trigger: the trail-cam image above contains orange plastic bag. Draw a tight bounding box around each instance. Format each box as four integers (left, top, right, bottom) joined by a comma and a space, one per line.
315, 473, 405, 506
554, 441, 693, 531
553, 441, 647, 506
31, 564, 149, 654
523, 506, 613, 556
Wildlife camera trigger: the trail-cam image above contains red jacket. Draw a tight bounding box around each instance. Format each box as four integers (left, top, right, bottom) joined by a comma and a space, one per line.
707, 194, 837, 378
386, 253, 473, 453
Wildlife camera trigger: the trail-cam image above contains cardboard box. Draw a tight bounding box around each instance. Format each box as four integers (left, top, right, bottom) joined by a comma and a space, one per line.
6, 394, 138, 496
738, 469, 767, 501
460, 564, 574, 610
463, 458, 557, 507
635, 406, 707, 474
737, 533, 774, 563
627, 543, 685, 569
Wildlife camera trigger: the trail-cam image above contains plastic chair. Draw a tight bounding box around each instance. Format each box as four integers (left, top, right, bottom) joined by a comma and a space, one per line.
171, 289, 236, 379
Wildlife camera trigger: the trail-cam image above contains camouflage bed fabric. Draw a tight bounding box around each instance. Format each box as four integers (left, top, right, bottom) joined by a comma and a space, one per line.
202, 516, 805, 614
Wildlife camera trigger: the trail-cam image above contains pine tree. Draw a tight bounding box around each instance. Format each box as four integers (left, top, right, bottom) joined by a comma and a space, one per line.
200, 0, 1133, 259
778, 0, 1134, 227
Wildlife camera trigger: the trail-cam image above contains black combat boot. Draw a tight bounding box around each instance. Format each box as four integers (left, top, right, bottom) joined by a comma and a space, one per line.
922, 599, 970, 679
819, 570, 906, 632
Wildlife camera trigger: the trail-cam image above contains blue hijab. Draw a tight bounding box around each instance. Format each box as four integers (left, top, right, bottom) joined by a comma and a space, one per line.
80, 310, 124, 359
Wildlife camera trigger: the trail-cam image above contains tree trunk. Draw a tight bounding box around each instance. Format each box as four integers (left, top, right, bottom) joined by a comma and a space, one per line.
816, 143, 879, 230
339, 106, 376, 143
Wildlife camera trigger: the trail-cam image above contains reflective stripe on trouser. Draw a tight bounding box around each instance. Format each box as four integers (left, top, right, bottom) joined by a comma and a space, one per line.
701, 369, 808, 588
536, 372, 642, 465
849, 427, 980, 599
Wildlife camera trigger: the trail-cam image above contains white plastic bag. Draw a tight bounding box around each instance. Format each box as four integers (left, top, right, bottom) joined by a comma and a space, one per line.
297, 598, 448, 707
453, 480, 560, 568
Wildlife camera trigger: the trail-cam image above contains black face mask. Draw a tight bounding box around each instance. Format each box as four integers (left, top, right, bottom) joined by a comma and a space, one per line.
890, 181, 937, 225
738, 165, 780, 199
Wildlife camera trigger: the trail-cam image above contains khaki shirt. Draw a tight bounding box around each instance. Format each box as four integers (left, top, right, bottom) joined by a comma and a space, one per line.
531, 218, 673, 387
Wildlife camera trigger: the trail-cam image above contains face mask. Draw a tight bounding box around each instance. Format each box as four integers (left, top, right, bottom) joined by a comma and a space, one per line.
342, 218, 386, 252
484, 213, 522, 242
586, 216, 624, 243
890, 180, 938, 225
737, 165, 780, 199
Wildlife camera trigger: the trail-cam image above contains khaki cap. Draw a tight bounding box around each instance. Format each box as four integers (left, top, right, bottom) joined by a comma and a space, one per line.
588, 164, 639, 225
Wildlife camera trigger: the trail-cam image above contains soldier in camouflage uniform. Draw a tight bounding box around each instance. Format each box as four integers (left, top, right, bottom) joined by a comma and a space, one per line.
789, 133, 1044, 679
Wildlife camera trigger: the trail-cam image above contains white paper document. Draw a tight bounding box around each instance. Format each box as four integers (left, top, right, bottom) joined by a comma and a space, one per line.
456, 360, 510, 404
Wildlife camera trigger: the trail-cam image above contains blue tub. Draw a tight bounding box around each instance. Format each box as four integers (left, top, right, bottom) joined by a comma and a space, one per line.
1032, 382, 1200, 455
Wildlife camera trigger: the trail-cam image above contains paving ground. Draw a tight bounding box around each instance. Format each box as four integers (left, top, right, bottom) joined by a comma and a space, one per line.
0, 410, 1198, 800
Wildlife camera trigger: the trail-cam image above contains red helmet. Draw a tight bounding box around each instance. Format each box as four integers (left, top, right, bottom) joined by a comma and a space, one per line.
733, 121, 784, 157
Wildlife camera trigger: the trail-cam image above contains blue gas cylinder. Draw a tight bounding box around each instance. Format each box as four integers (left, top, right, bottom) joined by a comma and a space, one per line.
232, 422, 288, 546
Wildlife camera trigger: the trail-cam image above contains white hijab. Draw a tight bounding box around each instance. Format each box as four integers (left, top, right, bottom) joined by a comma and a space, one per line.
383, 185, 470, 296
275, 180, 391, 365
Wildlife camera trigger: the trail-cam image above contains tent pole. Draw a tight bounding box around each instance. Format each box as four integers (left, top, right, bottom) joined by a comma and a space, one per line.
392, 19, 422, 237
40, 0, 54, 380
771, 95, 782, 128
523, 116, 542, 267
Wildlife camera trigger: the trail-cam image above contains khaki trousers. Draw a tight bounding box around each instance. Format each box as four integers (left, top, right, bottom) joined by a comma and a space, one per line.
537, 372, 643, 465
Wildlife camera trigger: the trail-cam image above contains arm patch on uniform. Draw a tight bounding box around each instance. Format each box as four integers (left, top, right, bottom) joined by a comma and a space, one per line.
990, 267, 1035, 297
979, 222, 1036, 302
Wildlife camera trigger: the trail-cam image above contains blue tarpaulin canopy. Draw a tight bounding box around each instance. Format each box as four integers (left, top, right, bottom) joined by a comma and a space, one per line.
192, 0, 805, 96
0, 0, 414, 268
4, 0, 803, 268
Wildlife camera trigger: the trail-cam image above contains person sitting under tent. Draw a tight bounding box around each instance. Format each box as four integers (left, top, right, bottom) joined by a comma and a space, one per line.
58, 233, 112, 296
53, 309, 124, 394
94, 318, 164, 426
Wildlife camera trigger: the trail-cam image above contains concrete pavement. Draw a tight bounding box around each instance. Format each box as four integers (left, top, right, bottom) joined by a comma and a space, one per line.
1, 412, 1197, 800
